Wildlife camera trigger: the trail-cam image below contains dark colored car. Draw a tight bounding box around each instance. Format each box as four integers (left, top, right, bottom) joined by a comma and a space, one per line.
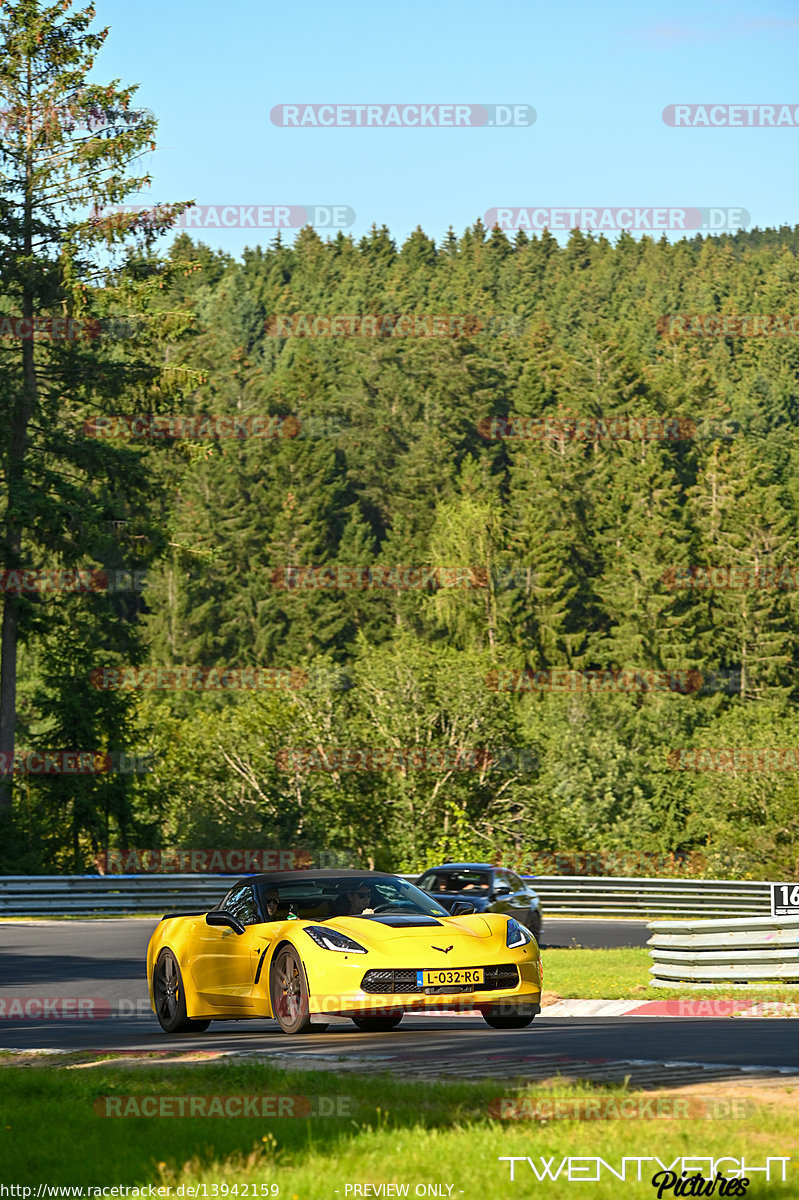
415, 862, 542, 939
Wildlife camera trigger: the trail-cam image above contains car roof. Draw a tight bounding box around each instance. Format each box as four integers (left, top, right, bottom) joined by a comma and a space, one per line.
426, 863, 496, 871
228, 869, 403, 888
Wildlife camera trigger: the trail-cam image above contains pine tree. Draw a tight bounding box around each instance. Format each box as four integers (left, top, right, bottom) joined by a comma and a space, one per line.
0, 0, 188, 814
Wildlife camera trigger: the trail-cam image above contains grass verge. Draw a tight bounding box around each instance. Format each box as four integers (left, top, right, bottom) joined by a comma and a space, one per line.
1, 1061, 797, 1198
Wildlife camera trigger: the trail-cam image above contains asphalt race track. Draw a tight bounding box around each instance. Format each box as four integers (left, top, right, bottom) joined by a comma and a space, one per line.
1, 917, 797, 1072
542, 916, 651, 948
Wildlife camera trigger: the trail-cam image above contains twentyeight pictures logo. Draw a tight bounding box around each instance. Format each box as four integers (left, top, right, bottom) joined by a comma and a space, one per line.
498, 1156, 790, 1183
270, 103, 535, 127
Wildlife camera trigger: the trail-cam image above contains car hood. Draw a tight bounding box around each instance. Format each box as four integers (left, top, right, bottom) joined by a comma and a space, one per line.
328, 915, 494, 940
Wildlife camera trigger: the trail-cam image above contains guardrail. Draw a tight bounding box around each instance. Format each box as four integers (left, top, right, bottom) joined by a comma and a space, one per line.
648, 916, 799, 985
0, 875, 229, 916
0, 873, 778, 917
520, 876, 773, 917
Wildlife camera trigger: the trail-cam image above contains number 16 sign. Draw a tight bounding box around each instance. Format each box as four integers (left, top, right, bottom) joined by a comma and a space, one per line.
771, 883, 799, 917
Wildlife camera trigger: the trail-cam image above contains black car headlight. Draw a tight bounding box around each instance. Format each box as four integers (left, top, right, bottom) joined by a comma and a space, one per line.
304, 926, 368, 954
506, 918, 533, 949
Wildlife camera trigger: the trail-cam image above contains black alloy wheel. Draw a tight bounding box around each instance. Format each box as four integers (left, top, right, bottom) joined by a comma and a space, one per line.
153, 949, 210, 1034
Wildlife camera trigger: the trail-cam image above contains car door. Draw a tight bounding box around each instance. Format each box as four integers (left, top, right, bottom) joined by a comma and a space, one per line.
188, 883, 263, 1009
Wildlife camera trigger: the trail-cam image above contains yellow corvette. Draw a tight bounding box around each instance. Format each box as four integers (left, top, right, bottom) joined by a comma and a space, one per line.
146, 869, 542, 1034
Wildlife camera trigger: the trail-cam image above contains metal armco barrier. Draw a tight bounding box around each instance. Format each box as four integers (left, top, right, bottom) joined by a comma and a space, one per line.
521, 875, 772, 917
0, 873, 778, 917
0, 875, 232, 916
648, 915, 799, 985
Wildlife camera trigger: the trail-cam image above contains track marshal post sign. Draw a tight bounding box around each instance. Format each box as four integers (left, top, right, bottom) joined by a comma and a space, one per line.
771, 883, 799, 917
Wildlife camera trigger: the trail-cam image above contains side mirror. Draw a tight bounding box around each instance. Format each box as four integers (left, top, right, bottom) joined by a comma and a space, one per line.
450, 900, 476, 916
206, 910, 246, 935
492, 885, 512, 898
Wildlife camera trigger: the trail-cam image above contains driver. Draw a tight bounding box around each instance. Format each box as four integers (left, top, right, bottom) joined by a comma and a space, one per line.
263, 888, 280, 919
343, 881, 376, 915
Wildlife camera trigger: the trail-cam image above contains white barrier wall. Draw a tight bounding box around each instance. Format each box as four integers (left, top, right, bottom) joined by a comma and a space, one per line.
648, 915, 799, 984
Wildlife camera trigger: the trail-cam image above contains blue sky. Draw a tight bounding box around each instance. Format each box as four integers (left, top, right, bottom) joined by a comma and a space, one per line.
94, 0, 799, 256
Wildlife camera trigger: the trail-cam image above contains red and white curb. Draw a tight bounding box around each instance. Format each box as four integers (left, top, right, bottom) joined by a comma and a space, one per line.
541, 999, 798, 1018
400, 999, 798, 1018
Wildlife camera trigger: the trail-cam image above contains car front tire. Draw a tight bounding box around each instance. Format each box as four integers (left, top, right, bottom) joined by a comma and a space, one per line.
153, 949, 211, 1034
481, 1004, 537, 1029
270, 946, 314, 1034
351, 1013, 403, 1032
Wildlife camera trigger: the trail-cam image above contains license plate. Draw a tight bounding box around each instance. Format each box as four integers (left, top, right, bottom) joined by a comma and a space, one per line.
418, 968, 484, 988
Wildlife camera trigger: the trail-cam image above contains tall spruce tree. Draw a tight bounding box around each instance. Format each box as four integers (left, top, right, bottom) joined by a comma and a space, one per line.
0, 0, 187, 816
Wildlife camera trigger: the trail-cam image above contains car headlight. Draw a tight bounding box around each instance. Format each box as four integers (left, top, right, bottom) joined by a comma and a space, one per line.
304, 926, 368, 954
506, 918, 533, 949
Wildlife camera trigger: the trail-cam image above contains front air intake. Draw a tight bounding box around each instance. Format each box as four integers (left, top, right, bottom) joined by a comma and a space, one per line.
360, 964, 519, 994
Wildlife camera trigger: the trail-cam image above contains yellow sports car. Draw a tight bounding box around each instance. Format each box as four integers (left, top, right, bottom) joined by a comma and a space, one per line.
146, 869, 542, 1033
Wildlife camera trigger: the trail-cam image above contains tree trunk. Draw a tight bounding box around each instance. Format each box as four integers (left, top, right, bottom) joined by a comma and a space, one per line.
0, 65, 37, 814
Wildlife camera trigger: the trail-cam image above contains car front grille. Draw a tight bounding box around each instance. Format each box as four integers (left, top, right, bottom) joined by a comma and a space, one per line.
361, 969, 420, 994
360, 964, 520, 994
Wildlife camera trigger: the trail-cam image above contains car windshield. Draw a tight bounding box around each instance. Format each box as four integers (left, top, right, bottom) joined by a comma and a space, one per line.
419, 870, 490, 893
254, 875, 448, 921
